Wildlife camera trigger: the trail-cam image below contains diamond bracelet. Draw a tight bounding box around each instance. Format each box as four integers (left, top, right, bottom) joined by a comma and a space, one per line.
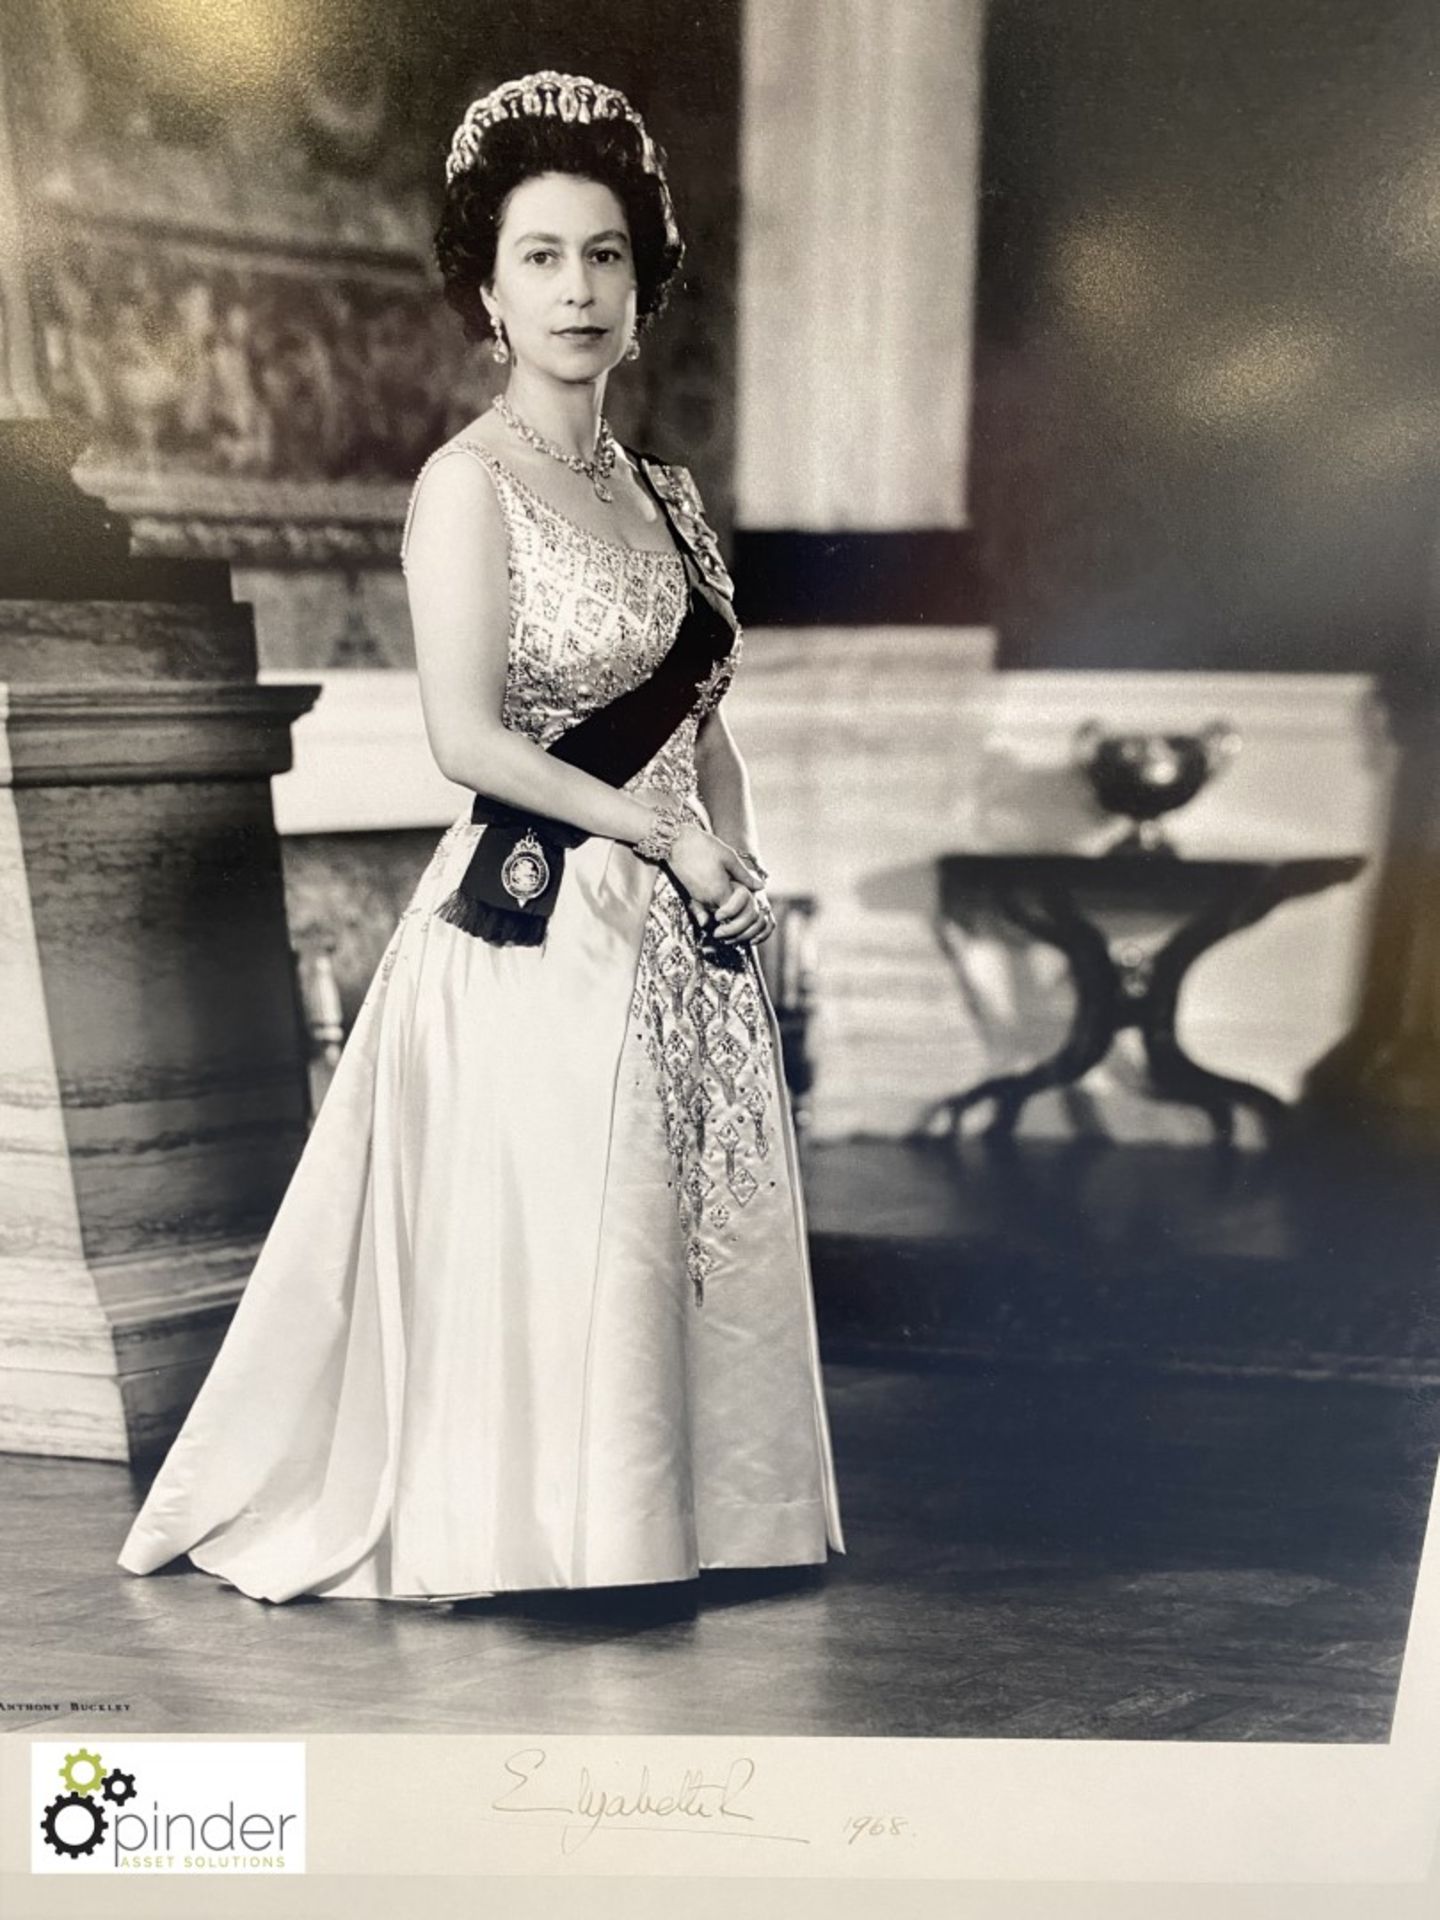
634, 794, 690, 863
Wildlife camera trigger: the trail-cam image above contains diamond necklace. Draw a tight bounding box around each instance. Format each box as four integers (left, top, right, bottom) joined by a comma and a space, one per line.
491, 394, 620, 502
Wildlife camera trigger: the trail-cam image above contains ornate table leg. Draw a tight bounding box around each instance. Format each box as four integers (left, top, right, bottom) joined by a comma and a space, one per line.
1137, 868, 1345, 1145
938, 878, 1124, 1138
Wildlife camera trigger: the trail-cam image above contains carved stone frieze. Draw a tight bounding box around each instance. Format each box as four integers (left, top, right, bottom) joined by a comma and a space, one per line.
8, 0, 439, 256
37, 235, 477, 484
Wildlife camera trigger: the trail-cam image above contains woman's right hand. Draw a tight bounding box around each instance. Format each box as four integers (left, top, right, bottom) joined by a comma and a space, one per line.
666, 821, 766, 929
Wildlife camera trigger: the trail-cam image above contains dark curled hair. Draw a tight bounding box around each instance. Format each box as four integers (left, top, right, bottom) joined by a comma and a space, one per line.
434, 111, 685, 346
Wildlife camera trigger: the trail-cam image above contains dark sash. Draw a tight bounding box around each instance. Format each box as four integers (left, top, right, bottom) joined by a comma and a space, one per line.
435, 451, 739, 946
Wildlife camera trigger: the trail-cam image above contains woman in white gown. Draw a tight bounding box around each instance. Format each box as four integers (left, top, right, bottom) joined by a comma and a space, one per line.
117, 70, 845, 1606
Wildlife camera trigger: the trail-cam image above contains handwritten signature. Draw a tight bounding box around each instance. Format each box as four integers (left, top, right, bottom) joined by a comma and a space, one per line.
491, 1746, 810, 1855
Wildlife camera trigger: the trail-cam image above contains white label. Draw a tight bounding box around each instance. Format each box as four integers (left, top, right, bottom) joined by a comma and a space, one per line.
32, 1740, 306, 1874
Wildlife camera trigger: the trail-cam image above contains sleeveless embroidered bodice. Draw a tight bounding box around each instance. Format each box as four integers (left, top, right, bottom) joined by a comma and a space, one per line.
401, 433, 771, 1305
400, 438, 742, 806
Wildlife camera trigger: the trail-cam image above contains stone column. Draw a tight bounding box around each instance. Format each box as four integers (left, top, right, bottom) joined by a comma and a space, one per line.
0, 20, 319, 1459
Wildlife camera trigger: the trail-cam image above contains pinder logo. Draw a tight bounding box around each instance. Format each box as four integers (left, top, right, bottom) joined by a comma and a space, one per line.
31, 1741, 306, 1874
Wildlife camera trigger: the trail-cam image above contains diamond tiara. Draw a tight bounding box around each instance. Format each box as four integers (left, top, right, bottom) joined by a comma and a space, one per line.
444, 71, 679, 248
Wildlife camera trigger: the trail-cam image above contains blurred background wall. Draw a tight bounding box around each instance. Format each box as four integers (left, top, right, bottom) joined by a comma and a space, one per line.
971, 0, 1440, 678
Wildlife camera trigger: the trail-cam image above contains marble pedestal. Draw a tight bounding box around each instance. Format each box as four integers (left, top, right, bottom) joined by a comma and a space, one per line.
0, 598, 318, 1459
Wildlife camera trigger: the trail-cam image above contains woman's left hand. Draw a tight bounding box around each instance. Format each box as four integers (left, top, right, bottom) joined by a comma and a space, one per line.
709, 884, 776, 945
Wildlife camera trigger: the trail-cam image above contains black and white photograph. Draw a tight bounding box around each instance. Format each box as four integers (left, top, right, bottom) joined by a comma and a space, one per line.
2, 0, 1440, 1901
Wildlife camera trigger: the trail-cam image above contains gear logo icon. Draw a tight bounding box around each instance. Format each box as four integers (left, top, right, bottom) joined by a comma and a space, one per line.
58, 1748, 105, 1795
102, 1768, 137, 1806
40, 1748, 142, 1862
40, 1790, 108, 1859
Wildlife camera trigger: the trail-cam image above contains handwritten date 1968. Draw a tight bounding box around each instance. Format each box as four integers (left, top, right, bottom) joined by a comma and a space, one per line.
844, 1814, 910, 1845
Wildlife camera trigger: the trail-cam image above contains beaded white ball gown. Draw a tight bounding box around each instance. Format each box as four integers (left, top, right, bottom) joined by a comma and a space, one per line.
117, 437, 846, 1604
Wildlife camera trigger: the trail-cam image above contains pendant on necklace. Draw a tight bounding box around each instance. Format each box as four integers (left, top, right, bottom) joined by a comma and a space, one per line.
493, 395, 617, 505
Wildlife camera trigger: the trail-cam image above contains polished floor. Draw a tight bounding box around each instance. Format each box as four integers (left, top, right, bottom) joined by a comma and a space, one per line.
4, 1350, 1435, 1741
803, 1133, 1440, 1384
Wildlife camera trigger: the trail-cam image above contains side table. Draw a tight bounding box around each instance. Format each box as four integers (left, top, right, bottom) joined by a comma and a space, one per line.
933, 852, 1366, 1145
